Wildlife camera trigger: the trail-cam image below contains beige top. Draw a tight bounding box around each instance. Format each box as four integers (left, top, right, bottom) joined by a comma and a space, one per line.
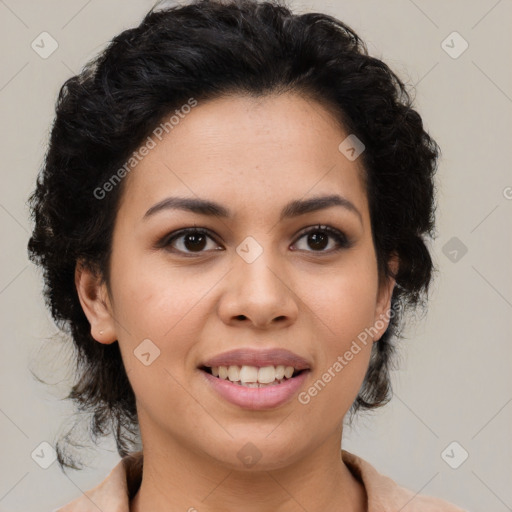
55, 450, 467, 511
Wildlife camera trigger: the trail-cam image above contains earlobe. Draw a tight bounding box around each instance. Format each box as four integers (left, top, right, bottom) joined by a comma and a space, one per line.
373, 252, 399, 341
74, 260, 117, 344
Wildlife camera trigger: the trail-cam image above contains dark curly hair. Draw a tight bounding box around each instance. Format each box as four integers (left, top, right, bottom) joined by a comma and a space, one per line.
27, 0, 440, 470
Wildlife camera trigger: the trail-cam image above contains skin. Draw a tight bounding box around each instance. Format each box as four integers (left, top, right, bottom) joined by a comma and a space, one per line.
76, 92, 398, 512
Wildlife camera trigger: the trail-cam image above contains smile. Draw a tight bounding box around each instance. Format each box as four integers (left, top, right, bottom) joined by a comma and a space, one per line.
202, 364, 304, 386
199, 365, 310, 410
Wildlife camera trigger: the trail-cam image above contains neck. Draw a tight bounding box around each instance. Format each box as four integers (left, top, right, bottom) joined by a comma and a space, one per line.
130, 427, 366, 512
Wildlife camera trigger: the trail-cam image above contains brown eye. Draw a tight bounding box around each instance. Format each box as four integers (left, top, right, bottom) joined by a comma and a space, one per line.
305, 231, 329, 251
292, 225, 351, 253
160, 228, 222, 255
179, 232, 208, 252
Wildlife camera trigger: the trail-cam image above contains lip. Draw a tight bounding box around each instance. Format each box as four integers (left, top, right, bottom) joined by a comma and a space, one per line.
200, 368, 310, 410
200, 348, 311, 371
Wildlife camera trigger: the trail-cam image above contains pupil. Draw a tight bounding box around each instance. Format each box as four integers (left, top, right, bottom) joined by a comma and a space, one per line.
309, 232, 328, 250
185, 233, 206, 251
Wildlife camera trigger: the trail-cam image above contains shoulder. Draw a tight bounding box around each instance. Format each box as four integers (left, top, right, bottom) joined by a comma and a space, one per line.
52, 455, 133, 512
342, 450, 469, 512
53, 450, 467, 512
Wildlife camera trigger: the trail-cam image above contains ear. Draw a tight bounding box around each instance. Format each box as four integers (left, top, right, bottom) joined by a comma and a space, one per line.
372, 252, 399, 342
75, 259, 117, 344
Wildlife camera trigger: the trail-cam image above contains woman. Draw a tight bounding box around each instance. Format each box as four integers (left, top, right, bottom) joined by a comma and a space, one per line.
28, 0, 466, 510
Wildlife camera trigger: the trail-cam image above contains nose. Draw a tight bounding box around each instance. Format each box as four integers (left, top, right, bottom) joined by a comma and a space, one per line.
217, 250, 299, 330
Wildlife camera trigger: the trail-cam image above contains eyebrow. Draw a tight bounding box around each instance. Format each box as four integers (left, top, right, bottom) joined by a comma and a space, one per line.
143, 194, 363, 224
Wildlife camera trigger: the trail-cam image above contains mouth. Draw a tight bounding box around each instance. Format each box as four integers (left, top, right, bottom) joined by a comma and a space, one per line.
198, 348, 312, 409
199, 364, 308, 388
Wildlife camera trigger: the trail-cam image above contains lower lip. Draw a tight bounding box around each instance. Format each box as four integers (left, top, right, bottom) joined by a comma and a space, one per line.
200, 369, 309, 410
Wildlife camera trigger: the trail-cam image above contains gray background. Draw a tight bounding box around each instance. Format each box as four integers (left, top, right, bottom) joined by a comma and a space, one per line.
1, 0, 511, 511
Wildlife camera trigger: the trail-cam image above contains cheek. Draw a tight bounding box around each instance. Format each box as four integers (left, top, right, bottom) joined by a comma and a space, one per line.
295, 272, 377, 421
295, 252, 379, 403
109, 251, 205, 340
109, 257, 208, 417
109, 253, 229, 390
303, 255, 380, 344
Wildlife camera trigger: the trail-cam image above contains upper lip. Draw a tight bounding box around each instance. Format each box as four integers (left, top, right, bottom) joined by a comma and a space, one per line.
200, 348, 311, 370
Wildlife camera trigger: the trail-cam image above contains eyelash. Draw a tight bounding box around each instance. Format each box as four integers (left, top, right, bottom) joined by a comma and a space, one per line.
158, 224, 352, 257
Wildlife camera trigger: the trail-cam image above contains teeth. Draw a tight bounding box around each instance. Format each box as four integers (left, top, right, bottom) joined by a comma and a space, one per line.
227, 365, 240, 381
258, 366, 276, 384
239, 365, 258, 383
209, 364, 298, 384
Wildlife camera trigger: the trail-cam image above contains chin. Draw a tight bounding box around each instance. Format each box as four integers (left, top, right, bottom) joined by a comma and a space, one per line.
199, 433, 309, 472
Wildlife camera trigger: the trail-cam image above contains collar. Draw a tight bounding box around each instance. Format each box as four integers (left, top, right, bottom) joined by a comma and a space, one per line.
56, 449, 466, 511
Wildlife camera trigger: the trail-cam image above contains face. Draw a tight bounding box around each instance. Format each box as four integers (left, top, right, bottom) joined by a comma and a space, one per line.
77, 92, 396, 470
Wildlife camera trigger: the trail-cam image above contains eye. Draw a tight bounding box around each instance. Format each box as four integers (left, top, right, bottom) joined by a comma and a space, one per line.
158, 224, 351, 257
159, 227, 223, 255
291, 224, 351, 253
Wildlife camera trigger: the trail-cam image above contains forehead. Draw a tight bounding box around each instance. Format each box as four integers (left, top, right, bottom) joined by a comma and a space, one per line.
117, 93, 368, 223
